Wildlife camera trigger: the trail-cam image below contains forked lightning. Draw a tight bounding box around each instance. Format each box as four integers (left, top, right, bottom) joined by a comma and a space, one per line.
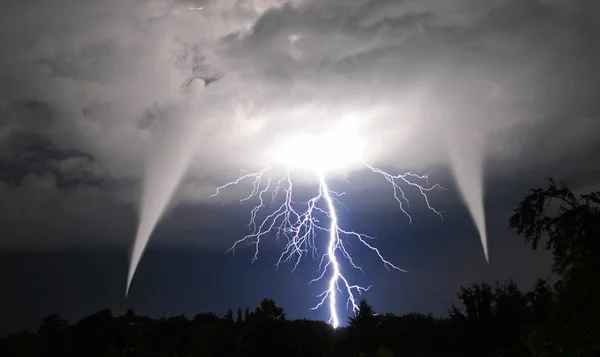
212, 162, 443, 328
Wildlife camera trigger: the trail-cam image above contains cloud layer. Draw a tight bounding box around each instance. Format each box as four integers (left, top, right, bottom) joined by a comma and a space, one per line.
1, 0, 599, 247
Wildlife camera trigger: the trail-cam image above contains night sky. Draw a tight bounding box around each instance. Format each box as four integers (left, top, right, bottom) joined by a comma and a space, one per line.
1, 0, 600, 337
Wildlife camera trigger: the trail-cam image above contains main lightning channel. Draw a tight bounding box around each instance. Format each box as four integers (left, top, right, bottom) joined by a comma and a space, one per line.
212, 164, 443, 328
318, 173, 367, 328
320, 175, 343, 328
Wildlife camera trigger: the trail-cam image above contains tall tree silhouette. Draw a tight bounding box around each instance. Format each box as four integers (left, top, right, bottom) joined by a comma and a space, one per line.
38, 314, 69, 356
254, 298, 286, 321
225, 308, 234, 323
347, 299, 384, 356
450, 282, 494, 356
236, 308, 243, 323
348, 299, 378, 328
510, 179, 600, 356
38, 314, 68, 335
509, 178, 599, 276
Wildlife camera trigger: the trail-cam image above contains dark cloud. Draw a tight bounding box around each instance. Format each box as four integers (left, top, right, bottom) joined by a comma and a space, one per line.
0, 0, 599, 248
0, 100, 108, 189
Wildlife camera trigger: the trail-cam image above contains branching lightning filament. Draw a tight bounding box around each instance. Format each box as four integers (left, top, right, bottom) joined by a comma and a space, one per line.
211, 164, 443, 328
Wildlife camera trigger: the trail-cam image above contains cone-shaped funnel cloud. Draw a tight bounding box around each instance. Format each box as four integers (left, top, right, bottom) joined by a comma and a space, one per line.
126, 114, 200, 296
447, 136, 489, 262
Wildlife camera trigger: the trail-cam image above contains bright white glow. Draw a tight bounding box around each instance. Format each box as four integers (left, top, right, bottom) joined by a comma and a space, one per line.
271, 117, 365, 173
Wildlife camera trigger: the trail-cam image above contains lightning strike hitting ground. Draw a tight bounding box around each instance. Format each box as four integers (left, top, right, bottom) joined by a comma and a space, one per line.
212, 163, 444, 328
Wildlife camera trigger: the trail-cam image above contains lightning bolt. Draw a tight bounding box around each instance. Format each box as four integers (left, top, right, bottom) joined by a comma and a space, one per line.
212, 164, 443, 328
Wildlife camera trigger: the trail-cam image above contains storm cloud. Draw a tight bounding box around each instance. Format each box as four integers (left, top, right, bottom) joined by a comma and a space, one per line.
1, 0, 599, 249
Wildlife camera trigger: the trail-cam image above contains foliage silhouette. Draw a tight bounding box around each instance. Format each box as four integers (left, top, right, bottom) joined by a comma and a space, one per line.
509, 178, 600, 356
348, 298, 379, 328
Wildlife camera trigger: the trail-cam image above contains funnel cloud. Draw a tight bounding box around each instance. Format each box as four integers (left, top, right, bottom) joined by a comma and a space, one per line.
447, 137, 488, 262
127, 105, 203, 294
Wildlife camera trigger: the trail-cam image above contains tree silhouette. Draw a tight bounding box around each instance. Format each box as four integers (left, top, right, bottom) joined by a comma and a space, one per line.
254, 298, 286, 321
192, 312, 219, 326
225, 308, 234, 323
448, 280, 533, 356
450, 282, 494, 356
348, 298, 379, 328
38, 314, 68, 335
236, 308, 243, 323
509, 178, 600, 276
347, 298, 381, 356
37, 314, 69, 356
510, 179, 600, 356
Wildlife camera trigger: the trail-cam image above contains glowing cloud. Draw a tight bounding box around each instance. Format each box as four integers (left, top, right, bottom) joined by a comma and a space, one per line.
271, 117, 366, 173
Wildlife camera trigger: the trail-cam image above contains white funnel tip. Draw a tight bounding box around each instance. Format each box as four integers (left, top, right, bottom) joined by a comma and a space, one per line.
125, 276, 132, 298
125, 257, 138, 298
480, 231, 489, 263
125, 280, 131, 298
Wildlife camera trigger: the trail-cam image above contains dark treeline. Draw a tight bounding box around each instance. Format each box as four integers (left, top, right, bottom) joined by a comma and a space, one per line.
1, 179, 598, 357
